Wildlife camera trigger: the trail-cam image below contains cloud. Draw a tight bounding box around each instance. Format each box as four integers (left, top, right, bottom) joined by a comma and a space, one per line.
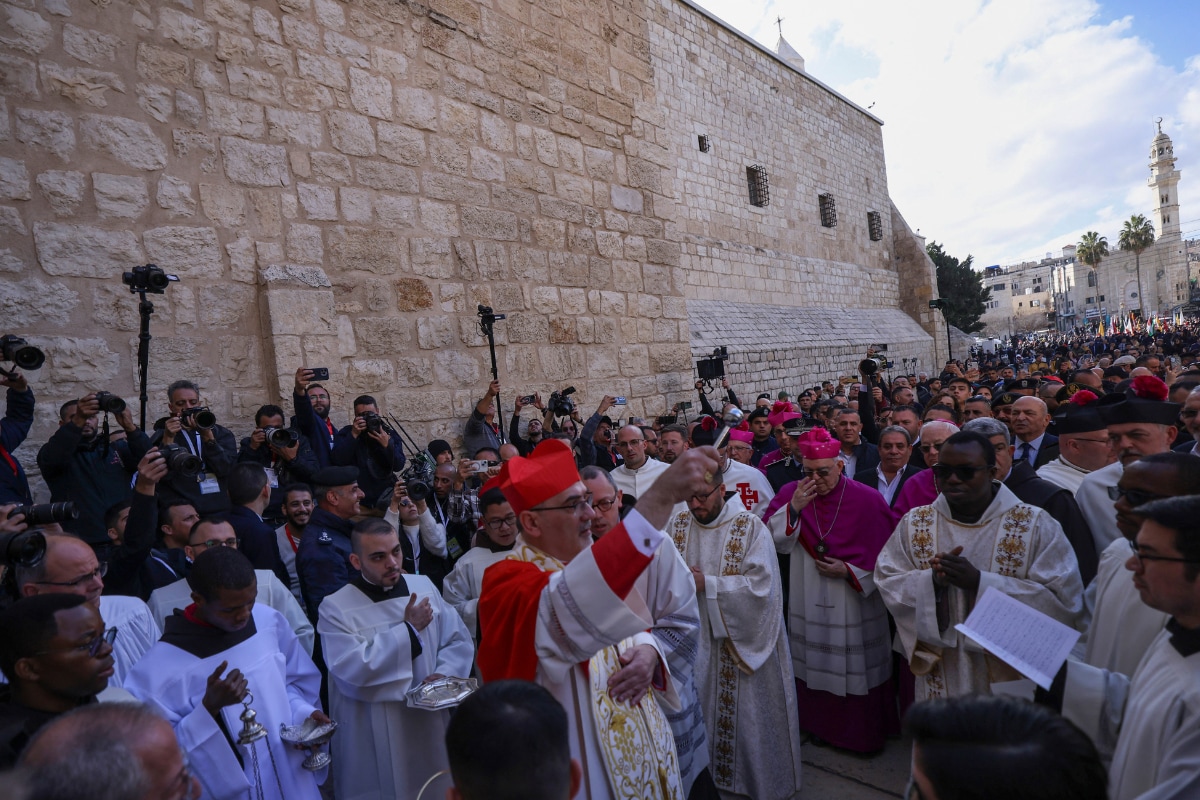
689, 0, 1200, 264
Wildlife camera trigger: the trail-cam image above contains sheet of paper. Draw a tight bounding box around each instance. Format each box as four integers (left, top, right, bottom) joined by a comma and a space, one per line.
955, 586, 1080, 690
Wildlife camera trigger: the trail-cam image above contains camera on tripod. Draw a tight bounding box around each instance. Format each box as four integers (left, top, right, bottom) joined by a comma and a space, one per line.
122, 264, 179, 294
1, 335, 45, 371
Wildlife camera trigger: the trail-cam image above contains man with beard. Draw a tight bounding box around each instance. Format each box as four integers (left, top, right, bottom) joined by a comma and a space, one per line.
149, 380, 239, 516
331, 394, 405, 512
1076, 377, 1181, 555
14, 535, 160, 687
319, 517, 474, 800
442, 488, 519, 639
768, 428, 898, 753
892, 420, 960, 517
1174, 385, 1200, 454
292, 368, 337, 467
656, 423, 690, 466
382, 484, 449, 590
1037, 393, 1114, 493
38, 394, 150, 548
691, 418, 774, 517
0, 594, 125, 768
1082, 452, 1200, 675
875, 432, 1084, 701
581, 466, 714, 800
671, 462, 803, 798
126, 548, 328, 800
510, 393, 546, 456
274, 483, 313, 605
236, 404, 319, 526
144, 500, 200, 591
962, 395, 993, 422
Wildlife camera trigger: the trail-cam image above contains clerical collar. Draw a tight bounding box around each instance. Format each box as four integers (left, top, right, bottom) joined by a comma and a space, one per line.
1166, 618, 1200, 657
351, 573, 409, 603
162, 606, 258, 659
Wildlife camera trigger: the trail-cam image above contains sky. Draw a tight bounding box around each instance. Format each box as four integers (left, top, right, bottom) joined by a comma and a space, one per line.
687, 0, 1200, 268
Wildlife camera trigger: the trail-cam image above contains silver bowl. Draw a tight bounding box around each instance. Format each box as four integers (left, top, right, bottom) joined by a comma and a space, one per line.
279, 719, 338, 771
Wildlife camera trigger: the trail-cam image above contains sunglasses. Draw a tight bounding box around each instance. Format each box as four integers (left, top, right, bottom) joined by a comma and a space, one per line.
1106, 485, 1165, 508
931, 464, 990, 482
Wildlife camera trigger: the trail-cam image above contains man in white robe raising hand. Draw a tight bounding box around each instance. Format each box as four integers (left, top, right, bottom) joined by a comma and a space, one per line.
318, 516, 474, 800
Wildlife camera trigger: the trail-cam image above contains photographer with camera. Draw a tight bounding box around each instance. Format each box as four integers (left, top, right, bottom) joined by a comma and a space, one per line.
99, 448, 169, 598
579, 395, 620, 470
383, 482, 449, 589
465, 380, 504, 457
330, 394, 405, 511
237, 404, 319, 526
292, 367, 337, 466
0, 366, 34, 506
37, 394, 150, 548
694, 377, 741, 417
510, 392, 550, 456
148, 380, 237, 515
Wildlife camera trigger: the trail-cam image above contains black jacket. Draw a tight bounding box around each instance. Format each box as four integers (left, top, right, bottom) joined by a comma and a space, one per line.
1005, 460, 1098, 585
765, 456, 805, 493
1014, 433, 1060, 470
330, 428, 405, 509
237, 432, 320, 520
0, 386, 34, 505
97, 489, 157, 598
226, 505, 289, 588
296, 507, 356, 619
37, 423, 150, 545
148, 423, 239, 515
291, 389, 335, 468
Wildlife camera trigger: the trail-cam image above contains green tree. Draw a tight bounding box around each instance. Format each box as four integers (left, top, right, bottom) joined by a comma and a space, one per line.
926, 241, 989, 333
1118, 214, 1155, 315
1076, 230, 1109, 318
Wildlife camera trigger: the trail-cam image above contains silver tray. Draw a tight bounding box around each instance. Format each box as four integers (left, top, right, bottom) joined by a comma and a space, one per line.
406, 676, 478, 710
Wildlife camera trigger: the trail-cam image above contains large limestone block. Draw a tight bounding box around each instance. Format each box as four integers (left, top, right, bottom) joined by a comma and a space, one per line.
220, 137, 289, 186
355, 316, 413, 356
142, 226, 223, 278
0, 5, 52, 55
346, 359, 394, 393
265, 287, 335, 336
0, 277, 78, 327
93, 173, 148, 219
34, 222, 144, 277
126, 335, 214, 391
218, 335, 263, 387
433, 350, 482, 388
15, 109, 74, 160
0, 157, 30, 200
328, 226, 401, 274
80, 114, 167, 170
34, 336, 120, 387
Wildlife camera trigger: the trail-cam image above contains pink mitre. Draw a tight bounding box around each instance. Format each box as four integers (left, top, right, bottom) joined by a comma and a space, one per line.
795, 427, 840, 459
728, 428, 755, 443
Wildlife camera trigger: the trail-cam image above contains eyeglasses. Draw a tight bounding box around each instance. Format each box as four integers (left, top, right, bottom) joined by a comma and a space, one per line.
803, 467, 835, 478
919, 442, 944, 453
33, 562, 108, 588
1128, 539, 1200, 566
1106, 485, 1165, 508
192, 537, 240, 550
689, 484, 722, 503
931, 464, 991, 482
531, 493, 593, 516
614, 439, 643, 448
484, 514, 518, 531
35, 626, 118, 658
591, 496, 618, 513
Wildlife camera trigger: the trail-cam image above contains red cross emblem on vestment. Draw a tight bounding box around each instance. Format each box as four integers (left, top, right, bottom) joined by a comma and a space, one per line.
736, 483, 758, 510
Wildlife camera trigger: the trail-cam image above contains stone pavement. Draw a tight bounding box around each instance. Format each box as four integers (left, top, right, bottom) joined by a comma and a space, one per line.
800, 733, 912, 798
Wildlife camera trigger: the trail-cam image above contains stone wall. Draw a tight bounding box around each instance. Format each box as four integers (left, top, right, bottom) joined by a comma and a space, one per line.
1, 0, 698, 498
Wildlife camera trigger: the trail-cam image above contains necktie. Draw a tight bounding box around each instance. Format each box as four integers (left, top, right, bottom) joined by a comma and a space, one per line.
1018, 442, 1032, 462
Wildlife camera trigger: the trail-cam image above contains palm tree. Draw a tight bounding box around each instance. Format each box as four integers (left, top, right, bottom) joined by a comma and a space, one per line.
1076, 231, 1109, 321
1118, 214, 1155, 316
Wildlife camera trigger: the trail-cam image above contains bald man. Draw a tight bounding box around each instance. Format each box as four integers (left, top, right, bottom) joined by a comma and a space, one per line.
1009, 396, 1058, 469
609, 424, 669, 501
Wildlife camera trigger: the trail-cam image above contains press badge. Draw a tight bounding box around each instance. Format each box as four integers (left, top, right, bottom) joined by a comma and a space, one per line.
265, 467, 280, 488
198, 472, 221, 494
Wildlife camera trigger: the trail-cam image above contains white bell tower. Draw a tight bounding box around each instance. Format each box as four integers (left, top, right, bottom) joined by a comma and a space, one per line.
1148, 118, 1181, 240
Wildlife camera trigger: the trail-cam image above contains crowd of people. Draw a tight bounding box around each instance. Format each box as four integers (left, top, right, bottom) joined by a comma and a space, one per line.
0, 320, 1198, 800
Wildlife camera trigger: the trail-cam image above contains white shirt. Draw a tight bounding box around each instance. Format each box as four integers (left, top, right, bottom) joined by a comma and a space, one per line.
609, 457, 669, 501
874, 464, 905, 506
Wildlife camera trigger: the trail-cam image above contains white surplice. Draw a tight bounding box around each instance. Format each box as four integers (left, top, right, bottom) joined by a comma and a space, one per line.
1036, 455, 1093, 494
477, 510, 684, 800
609, 457, 669, 501
670, 503, 803, 800
98, 594, 160, 687
124, 605, 323, 800
875, 485, 1084, 700
721, 459, 775, 517
441, 545, 511, 637
319, 574, 474, 800
1063, 627, 1200, 800
146, 569, 315, 656
1075, 461, 1123, 556
274, 522, 303, 604
1083, 536, 1168, 675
